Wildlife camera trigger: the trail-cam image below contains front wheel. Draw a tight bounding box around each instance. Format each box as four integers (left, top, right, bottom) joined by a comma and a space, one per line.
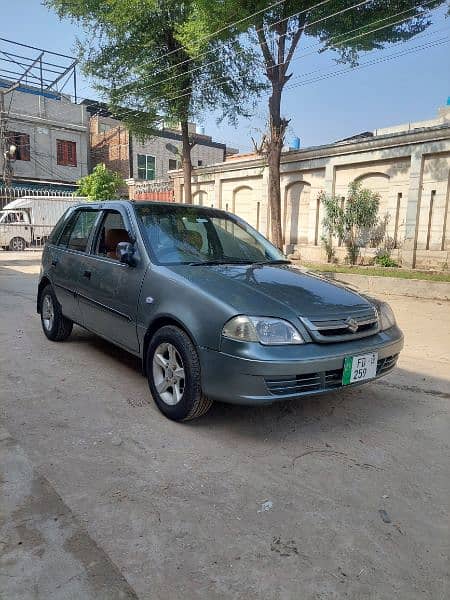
40, 284, 73, 341
9, 237, 26, 251
146, 325, 212, 421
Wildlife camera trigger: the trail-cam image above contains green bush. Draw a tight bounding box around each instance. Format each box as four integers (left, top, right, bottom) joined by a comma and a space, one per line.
319, 181, 380, 265
374, 253, 398, 268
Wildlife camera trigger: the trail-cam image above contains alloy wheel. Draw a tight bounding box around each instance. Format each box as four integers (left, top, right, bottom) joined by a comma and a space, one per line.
42, 294, 55, 332
152, 342, 185, 405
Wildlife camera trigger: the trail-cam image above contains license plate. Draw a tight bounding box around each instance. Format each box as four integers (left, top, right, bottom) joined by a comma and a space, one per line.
342, 352, 378, 385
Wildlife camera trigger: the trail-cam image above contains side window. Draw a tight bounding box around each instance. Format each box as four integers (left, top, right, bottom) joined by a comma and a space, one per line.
59, 210, 98, 252
94, 211, 130, 261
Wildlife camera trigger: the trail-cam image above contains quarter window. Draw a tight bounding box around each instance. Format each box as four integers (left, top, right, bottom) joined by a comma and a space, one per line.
59, 210, 98, 252
137, 154, 155, 180
57, 139, 77, 167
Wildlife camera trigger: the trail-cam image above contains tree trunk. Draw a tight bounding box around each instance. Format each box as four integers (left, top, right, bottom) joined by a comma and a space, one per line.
180, 119, 192, 204
267, 138, 283, 249
266, 85, 286, 250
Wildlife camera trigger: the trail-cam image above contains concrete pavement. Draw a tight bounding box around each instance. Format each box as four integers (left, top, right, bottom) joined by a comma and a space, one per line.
0, 251, 449, 599
0, 426, 137, 599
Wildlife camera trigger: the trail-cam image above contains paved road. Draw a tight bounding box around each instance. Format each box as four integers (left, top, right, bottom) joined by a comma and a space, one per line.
1, 252, 449, 600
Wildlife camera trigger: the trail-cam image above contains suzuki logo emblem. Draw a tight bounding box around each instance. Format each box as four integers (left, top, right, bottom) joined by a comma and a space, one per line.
345, 317, 359, 333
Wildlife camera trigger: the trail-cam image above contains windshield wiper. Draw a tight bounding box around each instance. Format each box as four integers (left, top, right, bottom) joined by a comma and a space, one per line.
255, 259, 291, 265
187, 258, 291, 266
187, 259, 254, 266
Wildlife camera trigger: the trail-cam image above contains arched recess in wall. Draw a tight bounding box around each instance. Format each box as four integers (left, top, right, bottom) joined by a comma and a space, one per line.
192, 190, 207, 206
283, 180, 312, 248
233, 185, 259, 229
353, 172, 390, 216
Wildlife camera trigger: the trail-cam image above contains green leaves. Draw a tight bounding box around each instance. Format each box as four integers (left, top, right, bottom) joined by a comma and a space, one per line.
320, 180, 381, 264
76, 163, 124, 201
46, 0, 264, 133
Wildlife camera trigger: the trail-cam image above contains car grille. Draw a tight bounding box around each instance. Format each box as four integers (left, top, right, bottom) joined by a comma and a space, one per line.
300, 308, 379, 343
265, 354, 398, 396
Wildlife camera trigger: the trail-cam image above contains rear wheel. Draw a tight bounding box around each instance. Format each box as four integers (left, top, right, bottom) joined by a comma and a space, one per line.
40, 284, 73, 341
146, 325, 212, 421
9, 237, 26, 251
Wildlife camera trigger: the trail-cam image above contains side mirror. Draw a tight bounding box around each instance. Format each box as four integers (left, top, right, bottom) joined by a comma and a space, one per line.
117, 241, 137, 266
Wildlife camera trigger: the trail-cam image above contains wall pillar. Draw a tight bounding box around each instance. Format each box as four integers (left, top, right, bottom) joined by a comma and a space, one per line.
402, 151, 424, 268
173, 175, 182, 203
324, 161, 335, 196
214, 174, 222, 209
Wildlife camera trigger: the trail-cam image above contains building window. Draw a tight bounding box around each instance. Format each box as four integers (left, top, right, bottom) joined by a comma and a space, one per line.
7, 131, 30, 161
99, 122, 112, 133
169, 159, 180, 171
57, 140, 77, 167
198, 160, 203, 167
137, 154, 155, 180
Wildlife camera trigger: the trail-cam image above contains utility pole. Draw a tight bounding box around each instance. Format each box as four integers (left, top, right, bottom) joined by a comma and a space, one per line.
0, 85, 18, 188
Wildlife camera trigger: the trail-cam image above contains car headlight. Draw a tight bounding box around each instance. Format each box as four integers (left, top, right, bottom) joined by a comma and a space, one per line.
222, 316, 305, 345
378, 302, 396, 331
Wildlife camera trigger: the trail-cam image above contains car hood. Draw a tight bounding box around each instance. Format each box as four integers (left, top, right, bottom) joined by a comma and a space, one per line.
166, 263, 373, 319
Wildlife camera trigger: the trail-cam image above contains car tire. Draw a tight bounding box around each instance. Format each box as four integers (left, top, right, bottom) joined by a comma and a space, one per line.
146, 325, 212, 421
9, 237, 26, 251
40, 284, 73, 341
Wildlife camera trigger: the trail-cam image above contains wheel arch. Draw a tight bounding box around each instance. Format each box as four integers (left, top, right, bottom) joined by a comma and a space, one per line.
142, 315, 198, 376
37, 276, 51, 314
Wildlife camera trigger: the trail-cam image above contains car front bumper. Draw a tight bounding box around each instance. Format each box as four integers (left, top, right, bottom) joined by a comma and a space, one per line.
199, 326, 404, 405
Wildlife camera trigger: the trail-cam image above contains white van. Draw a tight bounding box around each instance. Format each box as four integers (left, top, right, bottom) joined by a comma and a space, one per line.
0, 196, 83, 251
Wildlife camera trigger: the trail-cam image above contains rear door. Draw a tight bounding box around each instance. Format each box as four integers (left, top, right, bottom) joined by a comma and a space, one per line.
77, 207, 147, 354
49, 208, 100, 323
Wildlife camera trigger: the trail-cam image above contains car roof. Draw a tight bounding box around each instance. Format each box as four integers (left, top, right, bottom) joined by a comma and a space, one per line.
73, 200, 229, 214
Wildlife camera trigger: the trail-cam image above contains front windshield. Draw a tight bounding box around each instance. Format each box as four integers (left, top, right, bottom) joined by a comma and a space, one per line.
0, 211, 24, 223
135, 204, 286, 266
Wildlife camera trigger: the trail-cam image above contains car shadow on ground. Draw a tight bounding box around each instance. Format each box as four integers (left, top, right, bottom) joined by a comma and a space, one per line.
66, 325, 449, 443
4, 264, 442, 442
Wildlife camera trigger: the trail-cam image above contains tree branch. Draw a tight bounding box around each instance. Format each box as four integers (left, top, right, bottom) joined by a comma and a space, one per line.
282, 14, 308, 81
255, 19, 275, 78
277, 20, 287, 71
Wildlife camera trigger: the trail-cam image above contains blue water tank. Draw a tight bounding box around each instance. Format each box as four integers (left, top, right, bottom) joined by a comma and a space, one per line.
291, 136, 301, 150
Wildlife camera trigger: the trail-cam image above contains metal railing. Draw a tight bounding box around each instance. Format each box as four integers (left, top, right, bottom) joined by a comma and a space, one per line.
0, 186, 75, 210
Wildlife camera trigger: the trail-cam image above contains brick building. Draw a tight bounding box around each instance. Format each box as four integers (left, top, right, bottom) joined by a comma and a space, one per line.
83, 101, 235, 199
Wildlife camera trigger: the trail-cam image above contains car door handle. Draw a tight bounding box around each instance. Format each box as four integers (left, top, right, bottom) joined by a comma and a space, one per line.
83, 270, 91, 280
51, 259, 58, 266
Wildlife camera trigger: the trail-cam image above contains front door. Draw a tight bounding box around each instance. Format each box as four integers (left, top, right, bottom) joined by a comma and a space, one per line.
77, 208, 146, 354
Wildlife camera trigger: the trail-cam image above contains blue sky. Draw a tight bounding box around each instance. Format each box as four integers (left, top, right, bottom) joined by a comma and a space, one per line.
1, 1, 449, 151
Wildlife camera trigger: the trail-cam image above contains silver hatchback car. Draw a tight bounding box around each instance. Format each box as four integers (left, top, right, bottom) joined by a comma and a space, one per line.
38, 201, 403, 421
